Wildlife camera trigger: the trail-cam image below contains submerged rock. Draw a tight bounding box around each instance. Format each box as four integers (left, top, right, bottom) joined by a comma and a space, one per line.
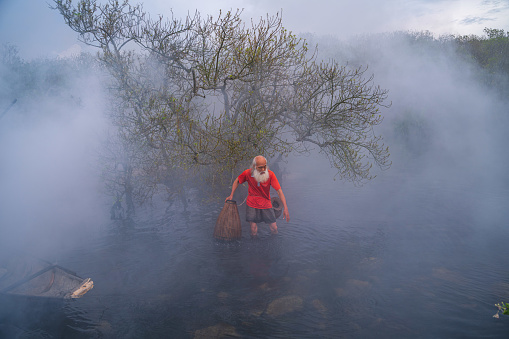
335, 279, 372, 298
249, 308, 264, 317
303, 268, 319, 275
312, 299, 328, 316
194, 323, 239, 339
335, 287, 346, 297
347, 279, 371, 288
432, 267, 464, 284
96, 321, 113, 336
266, 295, 303, 317
360, 257, 379, 265
217, 291, 229, 299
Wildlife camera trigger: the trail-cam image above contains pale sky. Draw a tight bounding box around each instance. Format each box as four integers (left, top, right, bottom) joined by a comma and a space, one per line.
0, 0, 508, 59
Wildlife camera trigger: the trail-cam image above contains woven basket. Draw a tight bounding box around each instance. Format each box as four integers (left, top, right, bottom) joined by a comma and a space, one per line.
214, 200, 242, 241
271, 196, 283, 219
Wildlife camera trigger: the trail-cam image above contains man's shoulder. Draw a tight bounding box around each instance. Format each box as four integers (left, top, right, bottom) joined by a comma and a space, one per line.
239, 169, 251, 178
268, 170, 281, 189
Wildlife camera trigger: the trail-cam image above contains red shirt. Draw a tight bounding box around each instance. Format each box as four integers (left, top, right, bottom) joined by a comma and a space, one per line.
238, 169, 281, 209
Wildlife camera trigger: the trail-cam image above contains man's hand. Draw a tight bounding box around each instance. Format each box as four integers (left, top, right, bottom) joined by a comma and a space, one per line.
283, 209, 290, 222
276, 188, 289, 222
225, 195, 233, 202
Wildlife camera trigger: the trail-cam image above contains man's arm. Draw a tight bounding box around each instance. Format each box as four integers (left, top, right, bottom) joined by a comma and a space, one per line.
225, 177, 240, 202
276, 188, 290, 222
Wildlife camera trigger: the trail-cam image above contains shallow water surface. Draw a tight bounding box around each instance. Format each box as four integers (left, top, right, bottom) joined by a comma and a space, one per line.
2, 162, 509, 338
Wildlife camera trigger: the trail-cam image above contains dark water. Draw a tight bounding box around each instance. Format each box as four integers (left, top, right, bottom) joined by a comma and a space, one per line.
2, 158, 509, 338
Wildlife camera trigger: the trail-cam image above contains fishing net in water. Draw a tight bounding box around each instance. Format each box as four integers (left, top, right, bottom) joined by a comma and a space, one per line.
0, 254, 93, 299
214, 200, 242, 241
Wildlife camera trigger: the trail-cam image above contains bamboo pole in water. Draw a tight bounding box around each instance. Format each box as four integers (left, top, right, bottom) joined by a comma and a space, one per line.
214, 200, 242, 241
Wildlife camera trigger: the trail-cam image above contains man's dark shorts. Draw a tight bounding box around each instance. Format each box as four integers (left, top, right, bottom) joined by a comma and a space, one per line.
246, 205, 276, 224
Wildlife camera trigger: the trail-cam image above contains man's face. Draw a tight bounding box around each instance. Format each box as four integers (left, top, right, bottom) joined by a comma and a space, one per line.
253, 159, 269, 183
255, 160, 267, 175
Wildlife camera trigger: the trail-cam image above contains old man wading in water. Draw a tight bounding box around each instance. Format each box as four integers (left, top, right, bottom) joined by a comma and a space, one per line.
226, 156, 290, 236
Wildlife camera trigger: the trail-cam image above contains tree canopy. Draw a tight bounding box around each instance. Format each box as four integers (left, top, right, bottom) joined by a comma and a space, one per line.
53, 0, 391, 206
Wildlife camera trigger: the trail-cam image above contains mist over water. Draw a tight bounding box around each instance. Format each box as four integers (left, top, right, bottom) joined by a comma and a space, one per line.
0, 60, 108, 258
1, 4, 509, 338
317, 31, 509, 187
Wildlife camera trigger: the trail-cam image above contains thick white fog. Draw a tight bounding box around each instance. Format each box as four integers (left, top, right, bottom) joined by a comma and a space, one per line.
0, 0, 506, 265
0, 2, 508, 338
275, 30, 509, 239
0, 1, 507, 260
0, 64, 108, 258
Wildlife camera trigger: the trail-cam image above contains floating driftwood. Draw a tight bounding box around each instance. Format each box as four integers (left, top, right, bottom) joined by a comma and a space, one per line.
0, 254, 93, 300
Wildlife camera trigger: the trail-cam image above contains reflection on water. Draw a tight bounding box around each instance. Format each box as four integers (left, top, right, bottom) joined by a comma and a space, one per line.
2, 164, 509, 338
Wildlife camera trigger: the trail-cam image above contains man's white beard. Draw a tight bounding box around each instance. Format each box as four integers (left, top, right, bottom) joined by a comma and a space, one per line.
253, 167, 269, 183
